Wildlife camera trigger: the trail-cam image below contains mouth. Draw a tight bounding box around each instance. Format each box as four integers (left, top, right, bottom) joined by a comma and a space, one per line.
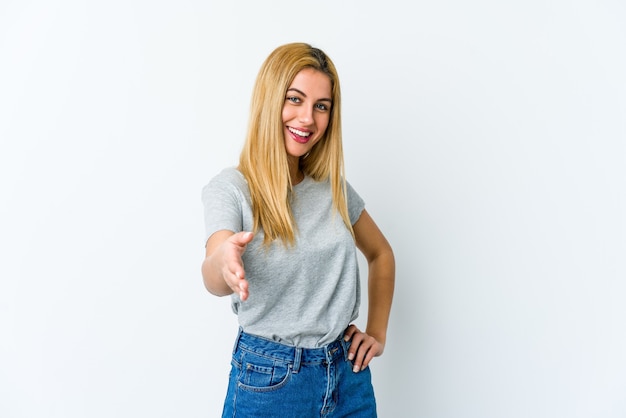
288, 127, 312, 144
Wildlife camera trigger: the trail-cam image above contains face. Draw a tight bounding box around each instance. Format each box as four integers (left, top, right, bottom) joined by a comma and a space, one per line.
282, 68, 332, 164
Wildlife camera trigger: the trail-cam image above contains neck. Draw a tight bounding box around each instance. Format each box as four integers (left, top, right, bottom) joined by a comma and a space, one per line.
288, 158, 303, 185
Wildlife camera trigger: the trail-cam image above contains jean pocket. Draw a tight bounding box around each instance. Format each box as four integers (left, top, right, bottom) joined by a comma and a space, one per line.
237, 352, 291, 393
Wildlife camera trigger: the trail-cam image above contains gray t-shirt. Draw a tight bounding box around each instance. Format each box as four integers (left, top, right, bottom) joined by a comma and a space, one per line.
202, 167, 365, 348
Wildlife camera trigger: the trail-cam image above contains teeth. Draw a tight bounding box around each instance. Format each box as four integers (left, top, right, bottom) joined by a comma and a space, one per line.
289, 127, 311, 137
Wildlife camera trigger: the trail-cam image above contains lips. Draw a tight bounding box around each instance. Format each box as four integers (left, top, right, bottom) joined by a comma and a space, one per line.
288, 127, 312, 144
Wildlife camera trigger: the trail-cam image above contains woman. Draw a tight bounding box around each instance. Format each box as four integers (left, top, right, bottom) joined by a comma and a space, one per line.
201, 42, 395, 417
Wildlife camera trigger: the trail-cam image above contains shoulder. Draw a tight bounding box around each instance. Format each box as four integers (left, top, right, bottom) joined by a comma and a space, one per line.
209, 166, 245, 184
344, 178, 366, 223
203, 167, 246, 190
344, 179, 363, 201
344, 178, 358, 193
201, 167, 248, 201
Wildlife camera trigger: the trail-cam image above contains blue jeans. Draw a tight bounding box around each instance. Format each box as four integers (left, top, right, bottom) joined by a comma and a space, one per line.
222, 328, 377, 417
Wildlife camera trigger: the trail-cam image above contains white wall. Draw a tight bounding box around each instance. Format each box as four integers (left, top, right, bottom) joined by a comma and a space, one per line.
1, 1, 625, 417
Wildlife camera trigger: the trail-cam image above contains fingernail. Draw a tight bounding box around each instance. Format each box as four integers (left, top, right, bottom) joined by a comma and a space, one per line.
343, 336, 350, 342
239, 292, 244, 299
348, 353, 354, 361
239, 283, 245, 290
353, 365, 360, 373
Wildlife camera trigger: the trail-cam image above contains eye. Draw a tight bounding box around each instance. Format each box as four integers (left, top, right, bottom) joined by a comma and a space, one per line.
286, 96, 301, 104
315, 103, 330, 111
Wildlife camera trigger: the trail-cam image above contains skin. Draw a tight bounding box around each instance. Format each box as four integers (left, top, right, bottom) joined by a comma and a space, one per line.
202, 68, 395, 373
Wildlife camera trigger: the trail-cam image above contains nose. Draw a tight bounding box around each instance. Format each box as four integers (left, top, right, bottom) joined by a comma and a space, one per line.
298, 105, 314, 124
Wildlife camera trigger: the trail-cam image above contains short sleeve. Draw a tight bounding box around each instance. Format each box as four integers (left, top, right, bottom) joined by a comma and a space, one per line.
345, 180, 365, 225
201, 171, 245, 242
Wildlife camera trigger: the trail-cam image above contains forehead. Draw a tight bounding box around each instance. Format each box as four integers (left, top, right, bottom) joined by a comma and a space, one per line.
288, 68, 332, 98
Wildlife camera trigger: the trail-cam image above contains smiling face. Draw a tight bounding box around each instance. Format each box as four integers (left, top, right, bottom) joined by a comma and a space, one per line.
282, 68, 333, 166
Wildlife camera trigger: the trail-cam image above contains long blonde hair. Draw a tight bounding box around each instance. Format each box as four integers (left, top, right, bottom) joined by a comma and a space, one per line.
239, 42, 352, 246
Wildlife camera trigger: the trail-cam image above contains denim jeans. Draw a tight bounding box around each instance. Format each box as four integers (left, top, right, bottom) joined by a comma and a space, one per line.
221, 328, 377, 417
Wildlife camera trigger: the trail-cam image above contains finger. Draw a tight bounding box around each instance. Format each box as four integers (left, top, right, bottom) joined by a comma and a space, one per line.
222, 266, 249, 300
222, 235, 252, 299
352, 335, 381, 373
343, 324, 358, 342
352, 338, 371, 372
360, 344, 379, 370
234, 271, 250, 301
346, 330, 364, 362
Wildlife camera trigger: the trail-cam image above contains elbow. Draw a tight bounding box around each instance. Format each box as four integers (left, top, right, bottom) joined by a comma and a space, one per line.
376, 245, 395, 278
366, 248, 395, 279
374, 242, 395, 267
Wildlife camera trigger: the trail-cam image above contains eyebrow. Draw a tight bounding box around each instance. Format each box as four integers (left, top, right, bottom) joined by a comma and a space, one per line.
287, 88, 332, 103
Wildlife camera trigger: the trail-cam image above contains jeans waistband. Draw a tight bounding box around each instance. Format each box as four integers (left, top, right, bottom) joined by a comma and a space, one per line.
233, 328, 348, 373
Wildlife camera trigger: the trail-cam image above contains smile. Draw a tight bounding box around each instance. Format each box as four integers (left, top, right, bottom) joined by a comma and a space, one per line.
288, 127, 311, 137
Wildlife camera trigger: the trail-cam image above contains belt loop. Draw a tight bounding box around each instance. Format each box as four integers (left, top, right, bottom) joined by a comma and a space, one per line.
232, 327, 243, 355
293, 347, 302, 373
341, 338, 350, 362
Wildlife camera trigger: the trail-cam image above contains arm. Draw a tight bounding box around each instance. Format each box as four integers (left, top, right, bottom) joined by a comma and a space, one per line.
344, 209, 395, 372
201, 230, 254, 301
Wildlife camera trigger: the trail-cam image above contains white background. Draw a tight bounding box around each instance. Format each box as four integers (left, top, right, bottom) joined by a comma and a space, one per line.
1, 1, 625, 417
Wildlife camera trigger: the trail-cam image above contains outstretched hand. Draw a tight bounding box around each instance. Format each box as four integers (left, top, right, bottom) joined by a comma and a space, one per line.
343, 324, 385, 373
220, 231, 254, 301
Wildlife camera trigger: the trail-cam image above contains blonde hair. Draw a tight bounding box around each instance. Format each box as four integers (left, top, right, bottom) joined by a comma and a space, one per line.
239, 42, 352, 246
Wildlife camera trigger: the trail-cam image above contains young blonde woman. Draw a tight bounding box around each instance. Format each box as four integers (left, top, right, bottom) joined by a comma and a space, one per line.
201, 42, 395, 417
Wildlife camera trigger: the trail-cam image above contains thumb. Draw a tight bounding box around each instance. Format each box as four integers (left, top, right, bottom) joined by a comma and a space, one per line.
230, 231, 254, 247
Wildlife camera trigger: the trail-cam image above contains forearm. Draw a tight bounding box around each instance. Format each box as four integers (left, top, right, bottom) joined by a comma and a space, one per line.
365, 249, 395, 346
